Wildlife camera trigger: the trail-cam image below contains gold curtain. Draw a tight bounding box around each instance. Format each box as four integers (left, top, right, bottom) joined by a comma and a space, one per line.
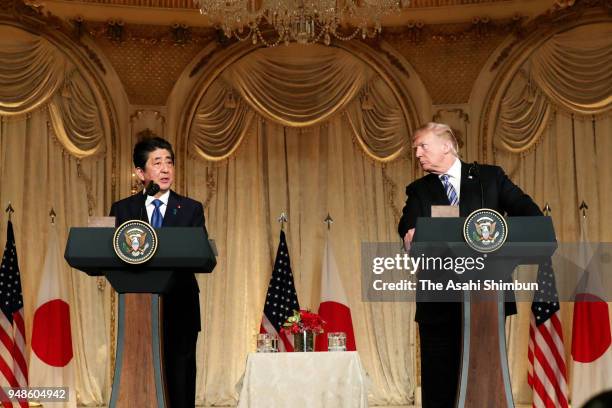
186, 119, 417, 406
497, 113, 612, 406
345, 76, 410, 162
531, 23, 612, 115
490, 22, 612, 406
495, 70, 552, 154
188, 44, 411, 162
0, 27, 65, 116
189, 80, 255, 161
49, 70, 106, 158
0, 24, 112, 406
0, 110, 111, 406
3, 15, 610, 408
224, 45, 368, 127
494, 22, 612, 153
0, 26, 107, 158
183, 45, 420, 403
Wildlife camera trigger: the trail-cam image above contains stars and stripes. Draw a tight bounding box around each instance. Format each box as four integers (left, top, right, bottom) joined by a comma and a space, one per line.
527, 260, 568, 408
0, 221, 28, 408
260, 230, 300, 352
440, 174, 459, 205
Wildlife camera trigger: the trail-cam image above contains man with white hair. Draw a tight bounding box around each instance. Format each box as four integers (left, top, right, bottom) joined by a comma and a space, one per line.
398, 122, 542, 408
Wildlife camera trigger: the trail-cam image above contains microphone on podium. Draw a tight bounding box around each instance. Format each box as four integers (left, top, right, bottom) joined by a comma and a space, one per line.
139, 181, 161, 222
145, 181, 160, 196
467, 162, 484, 208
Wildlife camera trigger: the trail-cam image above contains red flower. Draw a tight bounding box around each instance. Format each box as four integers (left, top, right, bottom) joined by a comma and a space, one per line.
281, 309, 326, 334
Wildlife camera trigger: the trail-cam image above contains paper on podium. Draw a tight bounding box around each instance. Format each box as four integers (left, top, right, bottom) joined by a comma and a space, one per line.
431, 205, 459, 218
88, 216, 116, 227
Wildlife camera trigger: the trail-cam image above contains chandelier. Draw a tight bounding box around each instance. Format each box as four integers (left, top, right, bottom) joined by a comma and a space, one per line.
194, 0, 402, 47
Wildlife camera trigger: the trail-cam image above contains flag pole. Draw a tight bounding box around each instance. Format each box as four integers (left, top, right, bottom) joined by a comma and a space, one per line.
5, 202, 14, 221
278, 212, 288, 231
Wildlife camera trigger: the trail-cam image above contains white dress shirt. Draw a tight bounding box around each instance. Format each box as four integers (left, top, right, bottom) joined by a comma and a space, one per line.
439, 158, 461, 201
144, 190, 170, 223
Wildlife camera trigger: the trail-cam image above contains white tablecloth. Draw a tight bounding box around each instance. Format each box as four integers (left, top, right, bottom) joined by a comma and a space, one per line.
237, 351, 369, 408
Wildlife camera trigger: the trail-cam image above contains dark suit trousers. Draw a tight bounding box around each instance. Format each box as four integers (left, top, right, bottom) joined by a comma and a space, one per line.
418, 318, 462, 408
164, 324, 197, 408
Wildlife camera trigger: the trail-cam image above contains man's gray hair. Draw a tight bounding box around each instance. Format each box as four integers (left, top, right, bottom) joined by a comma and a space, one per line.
414, 122, 459, 156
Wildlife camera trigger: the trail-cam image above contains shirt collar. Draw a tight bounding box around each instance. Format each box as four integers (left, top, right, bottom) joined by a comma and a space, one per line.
144, 189, 170, 207
440, 158, 461, 180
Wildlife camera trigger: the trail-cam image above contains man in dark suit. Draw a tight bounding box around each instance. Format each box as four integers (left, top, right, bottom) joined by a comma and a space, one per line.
110, 137, 206, 408
398, 122, 541, 408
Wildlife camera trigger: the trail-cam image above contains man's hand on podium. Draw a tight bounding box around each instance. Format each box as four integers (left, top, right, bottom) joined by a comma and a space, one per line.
403, 228, 415, 252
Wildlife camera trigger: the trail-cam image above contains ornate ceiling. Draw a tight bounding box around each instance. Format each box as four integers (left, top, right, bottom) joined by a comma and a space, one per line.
6, 0, 573, 106
40, 0, 560, 27
47, 0, 552, 9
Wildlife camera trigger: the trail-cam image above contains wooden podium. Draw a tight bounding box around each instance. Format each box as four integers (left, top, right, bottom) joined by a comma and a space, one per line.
413, 216, 556, 407
64, 227, 216, 408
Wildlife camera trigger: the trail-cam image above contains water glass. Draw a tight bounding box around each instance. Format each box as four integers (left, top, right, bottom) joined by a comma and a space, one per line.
256, 333, 278, 352
327, 332, 347, 352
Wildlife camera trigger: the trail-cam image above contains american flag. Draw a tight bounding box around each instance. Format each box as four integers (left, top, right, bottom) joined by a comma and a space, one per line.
528, 260, 569, 408
0, 221, 28, 408
260, 230, 300, 351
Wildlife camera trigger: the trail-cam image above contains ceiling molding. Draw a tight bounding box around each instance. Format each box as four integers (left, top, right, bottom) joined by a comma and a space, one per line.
39, 0, 560, 27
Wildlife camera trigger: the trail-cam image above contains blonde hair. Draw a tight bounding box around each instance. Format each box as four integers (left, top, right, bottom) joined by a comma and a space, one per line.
414, 122, 459, 156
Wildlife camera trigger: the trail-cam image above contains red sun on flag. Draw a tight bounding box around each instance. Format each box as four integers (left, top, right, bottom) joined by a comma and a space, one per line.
31, 299, 73, 367
572, 294, 612, 363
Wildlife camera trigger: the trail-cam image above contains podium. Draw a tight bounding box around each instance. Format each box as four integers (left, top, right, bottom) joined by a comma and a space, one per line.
412, 216, 556, 408
65, 227, 216, 408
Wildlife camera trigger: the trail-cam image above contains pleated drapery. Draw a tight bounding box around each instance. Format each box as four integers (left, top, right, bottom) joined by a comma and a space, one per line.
188, 44, 411, 162
494, 23, 612, 154
0, 26, 107, 158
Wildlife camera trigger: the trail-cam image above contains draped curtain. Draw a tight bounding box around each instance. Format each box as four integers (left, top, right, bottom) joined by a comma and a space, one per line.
0, 26, 107, 158
187, 120, 418, 406
189, 44, 411, 163
3, 15, 611, 408
494, 22, 612, 153
183, 43, 419, 405
0, 25, 111, 406
492, 22, 612, 406
501, 113, 612, 406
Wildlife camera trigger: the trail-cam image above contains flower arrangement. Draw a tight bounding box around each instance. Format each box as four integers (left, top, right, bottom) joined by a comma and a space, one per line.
282, 309, 326, 334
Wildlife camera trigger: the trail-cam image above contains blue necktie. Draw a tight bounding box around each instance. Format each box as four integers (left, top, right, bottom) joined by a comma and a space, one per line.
440, 174, 459, 205
151, 199, 163, 228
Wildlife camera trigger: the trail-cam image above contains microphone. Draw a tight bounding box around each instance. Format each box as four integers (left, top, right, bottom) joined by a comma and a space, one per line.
468, 162, 484, 208
467, 162, 479, 179
145, 181, 160, 196
139, 181, 160, 222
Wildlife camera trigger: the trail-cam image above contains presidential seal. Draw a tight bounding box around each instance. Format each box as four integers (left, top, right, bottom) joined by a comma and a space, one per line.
113, 220, 158, 264
463, 209, 508, 253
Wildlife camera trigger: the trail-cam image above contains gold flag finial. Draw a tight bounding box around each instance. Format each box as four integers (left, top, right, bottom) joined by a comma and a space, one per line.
542, 203, 551, 216
5, 202, 14, 221
277, 212, 288, 231
579, 201, 588, 218
49, 208, 57, 224
324, 213, 333, 230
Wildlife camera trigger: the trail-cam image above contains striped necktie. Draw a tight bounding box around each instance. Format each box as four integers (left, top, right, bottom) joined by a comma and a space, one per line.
440, 174, 459, 205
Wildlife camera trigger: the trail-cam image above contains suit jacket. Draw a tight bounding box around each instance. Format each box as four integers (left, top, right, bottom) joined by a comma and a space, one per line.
110, 190, 207, 332
398, 161, 542, 324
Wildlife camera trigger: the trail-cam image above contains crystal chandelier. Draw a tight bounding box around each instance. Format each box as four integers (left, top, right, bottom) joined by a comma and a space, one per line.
194, 0, 401, 47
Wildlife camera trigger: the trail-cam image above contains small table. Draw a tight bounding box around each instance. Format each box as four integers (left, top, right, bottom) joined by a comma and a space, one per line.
237, 351, 369, 408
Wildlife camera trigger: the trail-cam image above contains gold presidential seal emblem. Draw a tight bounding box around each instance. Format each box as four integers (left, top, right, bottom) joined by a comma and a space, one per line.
463, 209, 508, 253
113, 220, 158, 264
